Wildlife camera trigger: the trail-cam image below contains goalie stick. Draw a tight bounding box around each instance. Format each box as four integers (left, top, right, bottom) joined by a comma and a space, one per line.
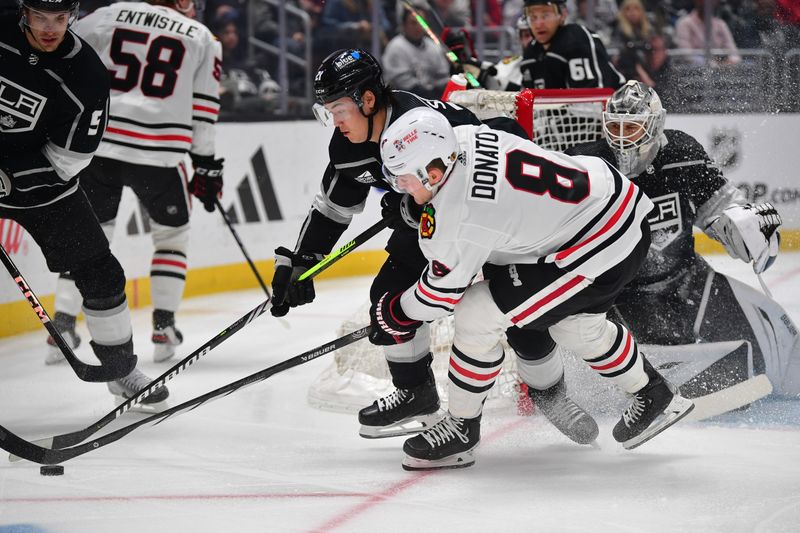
0, 244, 122, 383
8, 218, 389, 460
2, 326, 371, 465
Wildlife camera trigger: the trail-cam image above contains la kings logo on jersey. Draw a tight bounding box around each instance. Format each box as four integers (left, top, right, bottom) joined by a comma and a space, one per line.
0, 76, 47, 133
647, 192, 682, 250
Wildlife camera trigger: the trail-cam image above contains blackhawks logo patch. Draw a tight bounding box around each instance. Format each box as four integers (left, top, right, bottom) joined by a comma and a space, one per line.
419, 204, 436, 239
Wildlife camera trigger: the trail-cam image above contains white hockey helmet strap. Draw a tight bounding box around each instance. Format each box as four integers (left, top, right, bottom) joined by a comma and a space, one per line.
380, 107, 459, 196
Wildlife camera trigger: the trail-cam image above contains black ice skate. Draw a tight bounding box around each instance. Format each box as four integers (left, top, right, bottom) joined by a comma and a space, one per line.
529, 376, 599, 445
107, 367, 170, 413
613, 359, 694, 450
358, 378, 441, 439
402, 413, 481, 471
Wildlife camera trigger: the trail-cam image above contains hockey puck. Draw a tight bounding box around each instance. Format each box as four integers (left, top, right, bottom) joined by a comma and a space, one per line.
40, 465, 64, 476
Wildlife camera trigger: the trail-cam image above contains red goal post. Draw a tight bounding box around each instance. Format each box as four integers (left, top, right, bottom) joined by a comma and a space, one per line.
445, 87, 614, 150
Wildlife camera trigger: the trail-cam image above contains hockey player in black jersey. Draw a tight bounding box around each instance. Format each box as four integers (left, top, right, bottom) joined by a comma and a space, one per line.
0, 0, 168, 406
567, 81, 800, 405
520, 0, 625, 90
269, 49, 533, 440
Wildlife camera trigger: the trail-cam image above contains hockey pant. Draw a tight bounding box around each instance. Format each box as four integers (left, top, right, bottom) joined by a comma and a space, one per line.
0, 189, 137, 377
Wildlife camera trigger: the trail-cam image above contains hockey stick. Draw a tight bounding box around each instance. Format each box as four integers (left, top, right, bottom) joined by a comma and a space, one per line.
8, 299, 273, 461
214, 197, 270, 298
400, 1, 481, 88
297, 218, 388, 282
0, 244, 121, 383
8, 219, 387, 459
686, 374, 773, 421
2, 326, 371, 465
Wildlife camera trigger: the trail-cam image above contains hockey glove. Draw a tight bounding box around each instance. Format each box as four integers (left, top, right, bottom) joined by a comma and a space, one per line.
189, 154, 224, 212
0, 168, 11, 199
380, 192, 424, 231
270, 246, 324, 317
709, 203, 782, 273
368, 291, 422, 346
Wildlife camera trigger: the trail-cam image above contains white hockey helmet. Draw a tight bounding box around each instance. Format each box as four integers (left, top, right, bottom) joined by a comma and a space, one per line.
380, 107, 459, 196
602, 80, 666, 177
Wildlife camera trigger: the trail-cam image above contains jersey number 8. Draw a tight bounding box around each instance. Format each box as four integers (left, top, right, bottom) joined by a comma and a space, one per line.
109, 28, 186, 98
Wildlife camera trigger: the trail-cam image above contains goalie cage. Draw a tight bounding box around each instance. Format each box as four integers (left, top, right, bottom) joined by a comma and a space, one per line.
306, 88, 613, 415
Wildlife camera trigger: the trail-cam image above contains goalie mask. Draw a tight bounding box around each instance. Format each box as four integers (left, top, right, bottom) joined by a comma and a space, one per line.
602, 80, 666, 177
380, 108, 459, 197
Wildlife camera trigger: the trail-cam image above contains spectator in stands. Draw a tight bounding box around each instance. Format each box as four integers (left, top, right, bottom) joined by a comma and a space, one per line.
383, 1, 451, 99
215, 19, 281, 115
568, 0, 617, 45
318, 0, 391, 57
610, 0, 656, 82
430, 0, 471, 26
674, 0, 740, 64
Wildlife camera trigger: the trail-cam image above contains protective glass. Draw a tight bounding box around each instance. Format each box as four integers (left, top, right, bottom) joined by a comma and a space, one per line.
313, 98, 359, 128
381, 164, 426, 194
23, 6, 77, 31
524, 6, 560, 23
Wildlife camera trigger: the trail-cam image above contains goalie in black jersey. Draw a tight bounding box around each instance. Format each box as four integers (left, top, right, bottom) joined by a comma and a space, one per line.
519, 0, 625, 90
567, 81, 800, 405
0, 0, 168, 405
269, 49, 539, 440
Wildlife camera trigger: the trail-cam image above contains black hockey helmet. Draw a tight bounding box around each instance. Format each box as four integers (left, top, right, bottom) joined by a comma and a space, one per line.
314, 49, 387, 109
18, 0, 79, 13
523, 0, 566, 6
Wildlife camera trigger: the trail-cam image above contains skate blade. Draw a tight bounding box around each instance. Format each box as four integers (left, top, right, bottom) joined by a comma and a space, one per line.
622, 395, 695, 450
402, 447, 478, 471
359, 411, 444, 439
114, 396, 170, 414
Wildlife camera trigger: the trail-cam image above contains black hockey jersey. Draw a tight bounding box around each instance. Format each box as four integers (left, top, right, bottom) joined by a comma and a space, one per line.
520, 24, 625, 89
566, 129, 732, 285
295, 90, 482, 255
0, 15, 110, 209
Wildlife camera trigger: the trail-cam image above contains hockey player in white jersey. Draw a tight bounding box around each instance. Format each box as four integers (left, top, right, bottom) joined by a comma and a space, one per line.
375, 108, 694, 470
47, 0, 223, 366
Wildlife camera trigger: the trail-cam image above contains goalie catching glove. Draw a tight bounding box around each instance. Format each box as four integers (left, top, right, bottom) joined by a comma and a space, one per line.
708, 203, 781, 273
270, 247, 324, 317
369, 291, 422, 345
189, 154, 224, 212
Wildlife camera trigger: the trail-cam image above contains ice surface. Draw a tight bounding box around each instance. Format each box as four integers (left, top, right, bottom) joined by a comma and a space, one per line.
1, 254, 799, 533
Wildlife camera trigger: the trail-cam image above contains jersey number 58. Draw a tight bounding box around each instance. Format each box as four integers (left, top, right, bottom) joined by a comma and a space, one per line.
109, 28, 186, 98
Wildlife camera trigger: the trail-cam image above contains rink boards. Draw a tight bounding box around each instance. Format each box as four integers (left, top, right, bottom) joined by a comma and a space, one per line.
2, 113, 799, 336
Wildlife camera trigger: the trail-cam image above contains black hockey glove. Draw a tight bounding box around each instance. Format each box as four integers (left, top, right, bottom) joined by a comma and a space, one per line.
189, 154, 224, 212
0, 168, 11, 199
368, 291, 422, 346
380, 192, 424, 231
270, 246, 324, 317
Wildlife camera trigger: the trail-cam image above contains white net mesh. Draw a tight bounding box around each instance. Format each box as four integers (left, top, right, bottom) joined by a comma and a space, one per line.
306, 89, 611, 415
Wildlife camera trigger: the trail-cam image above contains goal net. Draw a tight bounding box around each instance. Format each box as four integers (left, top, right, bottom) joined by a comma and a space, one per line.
306, 88, 613, 415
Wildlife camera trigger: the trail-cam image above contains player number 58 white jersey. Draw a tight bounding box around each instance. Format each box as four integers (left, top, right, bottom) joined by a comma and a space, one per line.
74, 1, 221, 167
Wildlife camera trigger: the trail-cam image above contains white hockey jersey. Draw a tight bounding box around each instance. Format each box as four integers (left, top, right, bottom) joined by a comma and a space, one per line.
400, 124, 654, 322
74, 2, 221, 167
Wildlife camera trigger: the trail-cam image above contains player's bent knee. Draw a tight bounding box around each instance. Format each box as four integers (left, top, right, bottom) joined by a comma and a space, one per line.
549, 314, 617, 360
71, 251, 126, 302
506, 328, 556, 361
383, 323, 432, 364
453, 281, 509, 354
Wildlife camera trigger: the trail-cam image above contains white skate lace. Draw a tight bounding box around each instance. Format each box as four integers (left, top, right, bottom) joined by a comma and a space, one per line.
421, 416, 469, 448
378, 389, 408, 412
117, 369, 151, 393
546, 399, 587, 428
622, 394, 646, 427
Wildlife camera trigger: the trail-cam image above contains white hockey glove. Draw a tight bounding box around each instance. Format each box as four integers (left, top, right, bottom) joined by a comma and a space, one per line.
708, 203, 781, 274
0, 168, 11, 199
